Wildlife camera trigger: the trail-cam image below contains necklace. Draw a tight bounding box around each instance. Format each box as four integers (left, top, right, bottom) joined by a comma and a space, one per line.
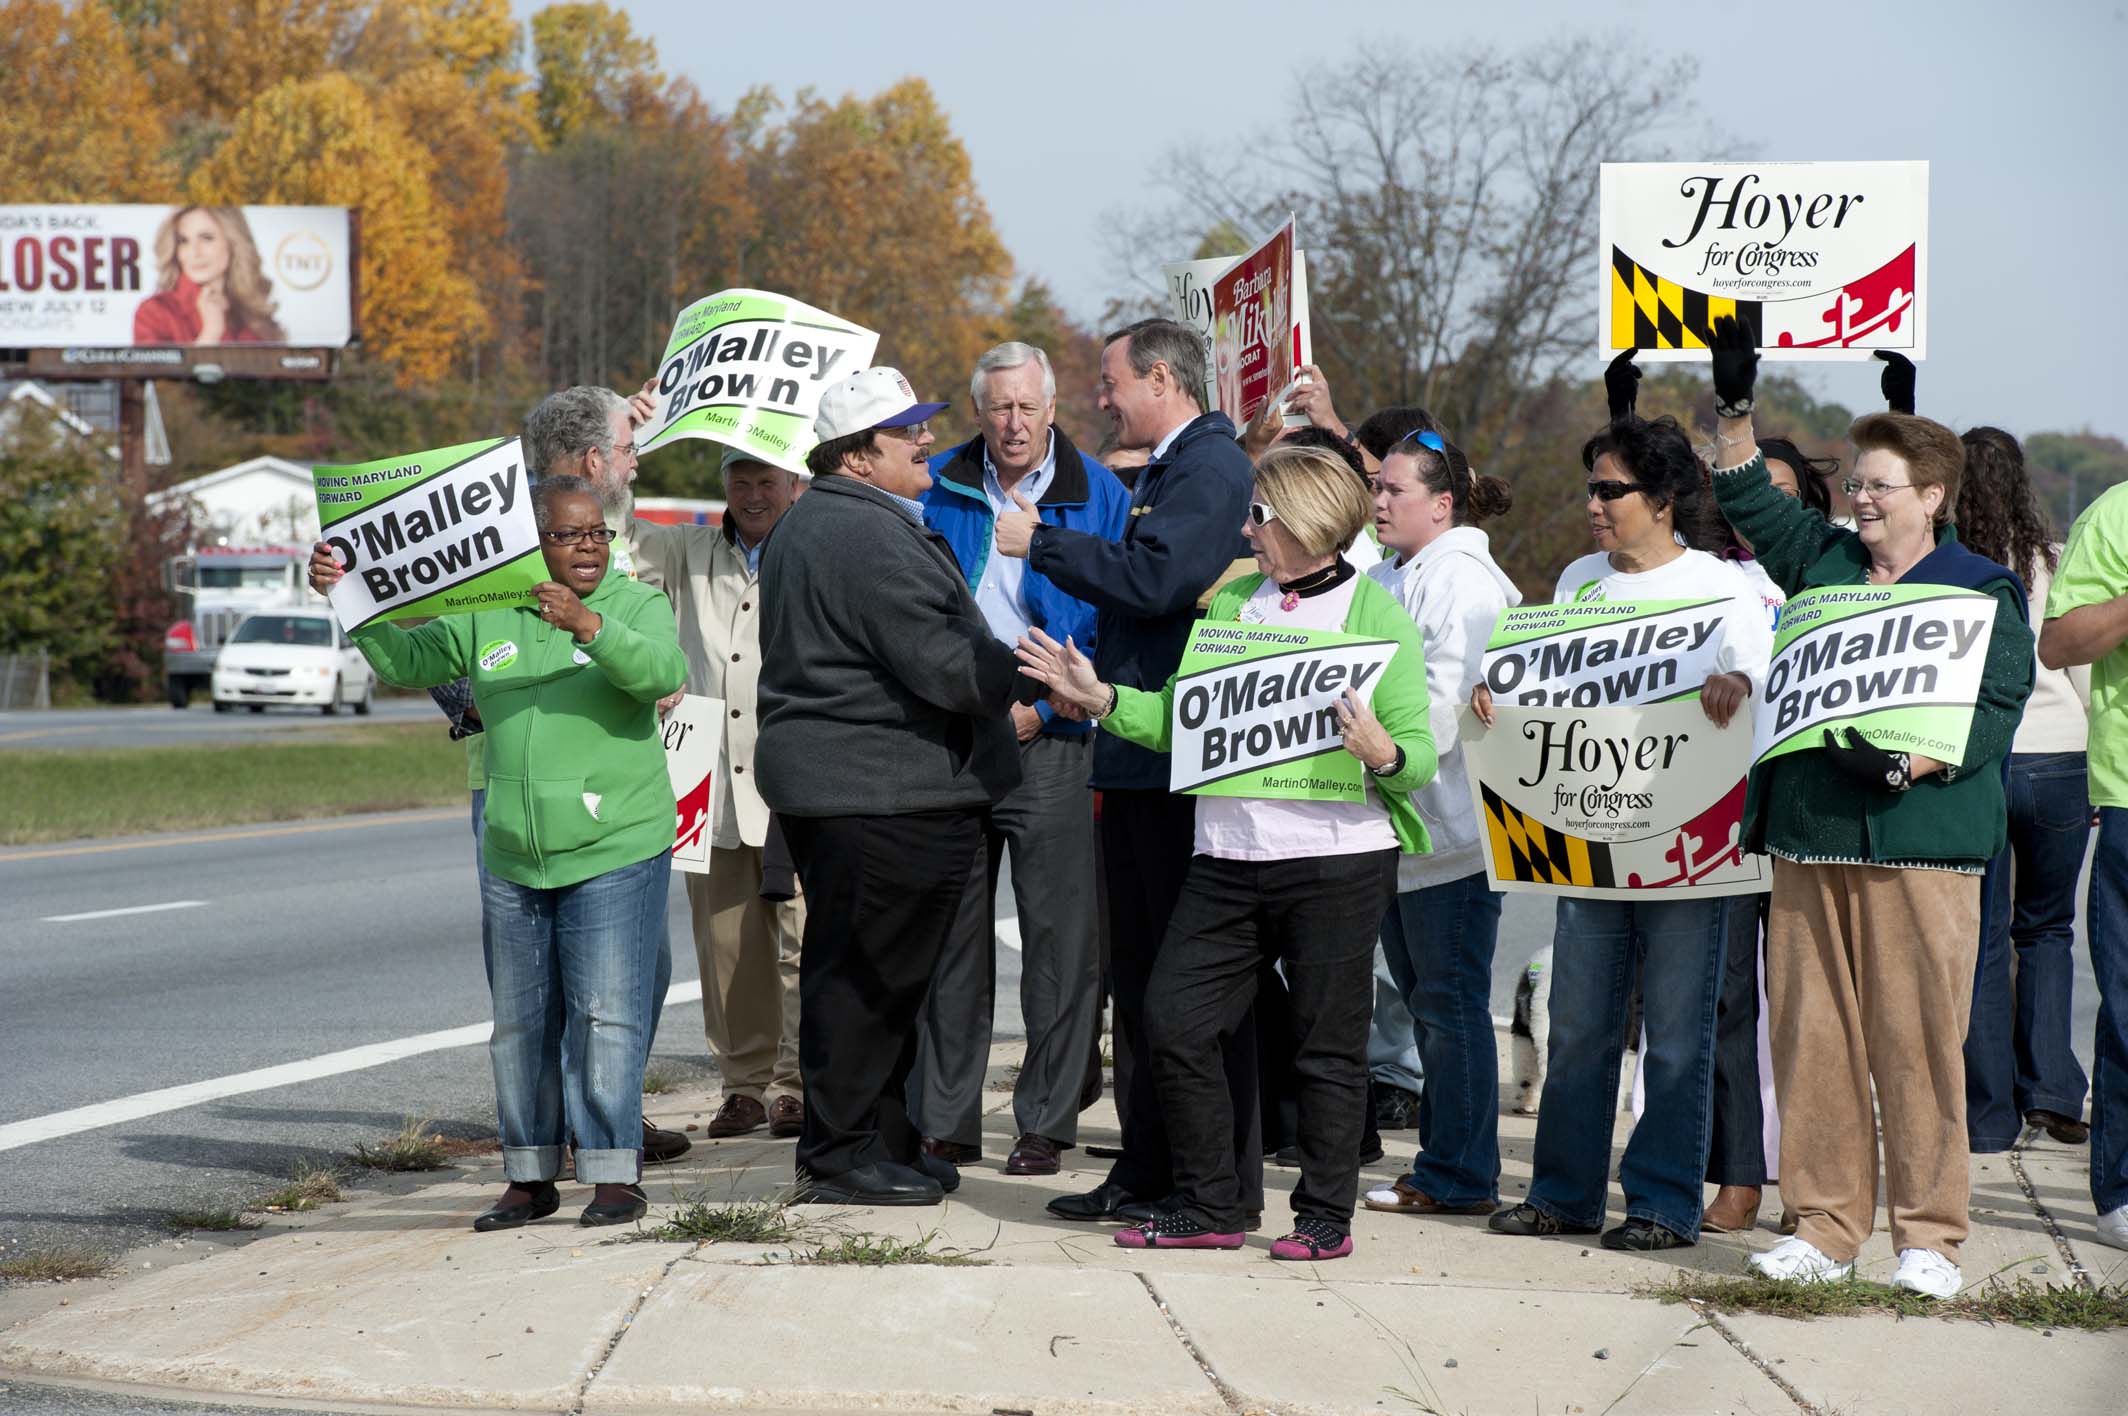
1277, 562, 1343, 611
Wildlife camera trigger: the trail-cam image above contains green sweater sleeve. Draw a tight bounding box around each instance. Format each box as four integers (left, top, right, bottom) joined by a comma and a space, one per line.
350, 615, 474, 689
583, 586, 688, 703
1100, 576, 1262, 753
1712, 450, 1856, 596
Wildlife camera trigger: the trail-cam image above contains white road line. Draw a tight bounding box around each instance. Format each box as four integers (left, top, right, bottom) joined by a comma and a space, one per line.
0, 980, 704, 1154
40, 900, 207, 924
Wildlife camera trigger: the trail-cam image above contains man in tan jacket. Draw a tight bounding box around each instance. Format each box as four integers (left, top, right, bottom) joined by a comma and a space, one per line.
631, 444, 807, 1139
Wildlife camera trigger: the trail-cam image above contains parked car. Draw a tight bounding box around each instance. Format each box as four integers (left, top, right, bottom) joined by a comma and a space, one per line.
210, 609, 374, 715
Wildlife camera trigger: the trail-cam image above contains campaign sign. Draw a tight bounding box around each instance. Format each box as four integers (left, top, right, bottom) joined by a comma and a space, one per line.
1169, 622, 1397, 801
1753, 584, 1996, 767
1479, 600, 1732, 708
314, 438, 543, 629
1462, 701, 1769, 901
662, 693, 725, 876
1599, 161, 1928, 361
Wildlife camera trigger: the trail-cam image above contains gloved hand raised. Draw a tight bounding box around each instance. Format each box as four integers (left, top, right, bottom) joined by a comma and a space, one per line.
1604, 347, 1642, 421
1709, 315, 1759, 418
1876, 351, 1917, 415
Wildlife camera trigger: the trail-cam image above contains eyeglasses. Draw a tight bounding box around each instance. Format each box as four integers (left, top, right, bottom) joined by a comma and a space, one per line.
1397, 429, 1448, 456
1586, 480, 1652, 503
539, 527, 619, 546
878, 422, 930, 442
1248, 502, 1280, 527
1842, 478, 1914, 500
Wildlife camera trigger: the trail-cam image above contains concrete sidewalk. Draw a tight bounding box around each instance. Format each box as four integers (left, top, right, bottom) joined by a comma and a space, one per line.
3, 1038, 2122, 1416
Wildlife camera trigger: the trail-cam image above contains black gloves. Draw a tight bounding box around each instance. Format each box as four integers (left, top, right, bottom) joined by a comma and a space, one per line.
1605, 347, 1642, 421
1820, 727, 1912, 792
1876, 351, 1917, 414
1709, 315, 1759, 419
427, 677, 482, 739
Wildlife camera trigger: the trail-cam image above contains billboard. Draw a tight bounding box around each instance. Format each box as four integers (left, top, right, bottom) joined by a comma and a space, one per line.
0, 205, 355, 354
1598, 162, 1927, 361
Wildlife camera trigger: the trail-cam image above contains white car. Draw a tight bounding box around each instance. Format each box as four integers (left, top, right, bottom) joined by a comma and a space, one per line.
210, 609, 375, 715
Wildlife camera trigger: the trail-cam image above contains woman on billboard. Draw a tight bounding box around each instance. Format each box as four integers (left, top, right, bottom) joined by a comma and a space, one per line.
132, 206, 286, 345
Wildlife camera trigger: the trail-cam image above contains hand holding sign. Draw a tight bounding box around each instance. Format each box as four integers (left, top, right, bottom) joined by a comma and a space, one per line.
308, 540, 344, 595
1015, 627, 1108, 715
532, 582, 600, 642
1333, 688, 1396, 772
1699, 671, 1751, 729
994, 492, 1041, 559
1471, 682, 1496, 728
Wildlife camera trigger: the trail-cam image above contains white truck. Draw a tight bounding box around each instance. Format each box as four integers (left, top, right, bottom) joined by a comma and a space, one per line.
160, 546, 312, 708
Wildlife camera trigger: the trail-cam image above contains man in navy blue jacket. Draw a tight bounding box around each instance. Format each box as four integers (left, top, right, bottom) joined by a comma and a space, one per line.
912, 342, 1132, 1177
991, 317, 1262, 1224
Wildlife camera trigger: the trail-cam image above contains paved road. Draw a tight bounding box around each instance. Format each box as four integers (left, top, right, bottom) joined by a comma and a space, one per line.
0, 697, 434, 752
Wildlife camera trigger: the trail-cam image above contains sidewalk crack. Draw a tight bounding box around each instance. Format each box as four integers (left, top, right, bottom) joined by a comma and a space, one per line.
1134, 1271, 1247, 1414
566, 1244, 691, 1415
1684, 1303, 1820, 1415
2005, 1141, 2098, 1290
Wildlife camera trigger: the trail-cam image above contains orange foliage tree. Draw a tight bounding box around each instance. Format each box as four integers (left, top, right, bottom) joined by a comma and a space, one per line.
0, 0, 175, 200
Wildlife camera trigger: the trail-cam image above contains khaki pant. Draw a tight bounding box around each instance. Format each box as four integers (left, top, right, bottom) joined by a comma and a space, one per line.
686, 845, 804, 1102
1767, 859, 1980, 1262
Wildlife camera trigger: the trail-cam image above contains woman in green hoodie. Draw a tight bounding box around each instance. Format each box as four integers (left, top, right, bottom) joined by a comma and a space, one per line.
308, 475, 688, 1231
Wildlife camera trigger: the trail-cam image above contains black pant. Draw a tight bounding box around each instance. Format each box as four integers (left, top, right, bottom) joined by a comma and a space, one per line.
1150, 848, 1398, 1231
1706, 893, 1768, 1186
1100, 790, 1262, 1211
782, 808, 983, 1180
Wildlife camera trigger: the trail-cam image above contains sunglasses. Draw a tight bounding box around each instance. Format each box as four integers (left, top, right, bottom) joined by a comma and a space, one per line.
1586, 480, 1652, 503
1248, 502, 1279, 527
1396, 429, 1448, 455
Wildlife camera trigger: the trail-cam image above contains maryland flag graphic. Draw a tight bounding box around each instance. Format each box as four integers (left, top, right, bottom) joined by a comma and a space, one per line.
1480, 784, 1618, 889
1609, 249, 1762, 352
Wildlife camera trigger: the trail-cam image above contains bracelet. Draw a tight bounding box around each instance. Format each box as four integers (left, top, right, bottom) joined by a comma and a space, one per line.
1098, 684, 1118, 719
1713, 396, 1755, 419
1714, 431, 1750, 448
1369, 745, 1405, 778
1886, 751, 1913, 793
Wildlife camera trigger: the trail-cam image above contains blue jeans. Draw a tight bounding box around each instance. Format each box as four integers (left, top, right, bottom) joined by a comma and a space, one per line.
1967, 752, 2092, 1149
1527, 895, 1727, 1237
479, 851, 672, 1184
473, 787, 670, 1054
2090, 809, 2128, 1213
1380, 871, 1504, 1205
1368, 943, 1425, 1095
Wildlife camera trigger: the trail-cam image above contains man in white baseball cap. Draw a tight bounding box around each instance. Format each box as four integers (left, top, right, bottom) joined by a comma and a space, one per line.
755, 366, 1036, 1206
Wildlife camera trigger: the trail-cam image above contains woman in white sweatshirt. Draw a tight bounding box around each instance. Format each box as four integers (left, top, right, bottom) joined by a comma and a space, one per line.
1359, 429, 1524, 1218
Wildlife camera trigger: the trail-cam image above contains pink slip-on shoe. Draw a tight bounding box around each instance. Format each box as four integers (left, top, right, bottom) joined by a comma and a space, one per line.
1269, 1218, 1354, 1261
1113, 1210, 1245, 1250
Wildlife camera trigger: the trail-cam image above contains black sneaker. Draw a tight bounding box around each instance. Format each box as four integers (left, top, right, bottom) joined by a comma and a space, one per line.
1600, 1217, 1694, 1251
1373, 1084, 1422, 1130
1487, 1202, 1600, 1237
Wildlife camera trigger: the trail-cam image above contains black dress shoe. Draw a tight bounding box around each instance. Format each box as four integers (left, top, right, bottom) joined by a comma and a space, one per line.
920, 1136, 982, 1166
579, 1184, 648, 1227
472, 1182, 560, 1232
1600, 1217, 1694, 1251
2027, 1109, 2091, 1145
796, 1161, 944, 1206
1047, 1180, 1137, 1222
912, 1149, 962, 1194
642, 1117, 691, 1166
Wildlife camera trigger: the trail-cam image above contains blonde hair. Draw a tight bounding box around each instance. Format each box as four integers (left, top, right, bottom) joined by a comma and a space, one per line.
154, 206, 285, 341
1253, 444, 1372, 557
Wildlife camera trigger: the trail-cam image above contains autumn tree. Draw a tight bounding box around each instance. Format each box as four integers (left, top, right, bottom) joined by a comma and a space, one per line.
529, 1, 661, 145
189, 72, 487, 384
0, 0, 175, 200
122, 0, 368, 124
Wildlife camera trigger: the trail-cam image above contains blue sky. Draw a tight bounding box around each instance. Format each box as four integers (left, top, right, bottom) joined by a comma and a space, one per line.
529, 0, 2128, 440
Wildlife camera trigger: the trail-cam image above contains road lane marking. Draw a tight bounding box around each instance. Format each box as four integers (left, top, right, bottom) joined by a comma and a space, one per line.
0, 810, 461, 865
42, 900, 207, 923
0, 725, 96, 744
0, 981, 705, 1153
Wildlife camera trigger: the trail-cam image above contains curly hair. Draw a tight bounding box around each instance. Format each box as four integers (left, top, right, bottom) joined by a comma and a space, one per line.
1580, 416, 1724, 554
1956, 426, 2056, 583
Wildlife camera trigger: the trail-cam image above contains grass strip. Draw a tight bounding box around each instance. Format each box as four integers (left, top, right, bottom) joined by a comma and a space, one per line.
798, 1230, 991, 1267
641, 1193, 807, 1245
1642, 1270, 2128, 1330
352, 1118, 451, 1172
0, 1247, 117, 1282
165, 1208, 262, 1233
0, 725, 465, 845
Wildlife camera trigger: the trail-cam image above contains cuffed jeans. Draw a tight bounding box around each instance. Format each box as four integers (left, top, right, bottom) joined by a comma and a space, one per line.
1527, 895, 1726, 1239
479, 851, 672, 1184
1150, 849, 1398, 1232
1967, 752, 2092, 1150
2090, 809, 2128, 1215
1380, 871, 1504, 1206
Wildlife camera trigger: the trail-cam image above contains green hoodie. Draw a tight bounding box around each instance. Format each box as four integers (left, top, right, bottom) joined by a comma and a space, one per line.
1101, 571, 1439, 854
352, 571, 687, 889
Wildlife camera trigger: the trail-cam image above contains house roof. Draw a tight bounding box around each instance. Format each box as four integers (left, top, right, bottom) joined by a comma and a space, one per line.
1, 382, 118, 458
148, 455, 315, 506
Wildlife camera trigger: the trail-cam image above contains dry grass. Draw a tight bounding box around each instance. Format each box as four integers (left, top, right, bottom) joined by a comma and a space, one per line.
164, 1207, 263, 1233
252, 1163, 344, 1214
0, 1247, 117, 1282
352, 1118, 451, 1172
798, 1229, 992, 1267
1644, 1270, 2128, 1330
641, 1065, 680, 1096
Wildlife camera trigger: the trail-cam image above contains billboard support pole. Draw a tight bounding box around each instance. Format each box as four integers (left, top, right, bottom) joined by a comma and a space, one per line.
118, 379, 146, 500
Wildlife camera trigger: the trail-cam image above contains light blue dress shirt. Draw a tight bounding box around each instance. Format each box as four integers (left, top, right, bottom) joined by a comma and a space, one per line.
972, 432, 1056, 644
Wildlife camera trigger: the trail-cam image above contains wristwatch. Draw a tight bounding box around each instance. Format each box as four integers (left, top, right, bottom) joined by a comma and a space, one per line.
1369, 745, 1405, 778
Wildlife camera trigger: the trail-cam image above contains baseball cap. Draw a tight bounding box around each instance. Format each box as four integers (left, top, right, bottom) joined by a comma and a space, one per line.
719, 443, 776, 476
812, 366, 949, 442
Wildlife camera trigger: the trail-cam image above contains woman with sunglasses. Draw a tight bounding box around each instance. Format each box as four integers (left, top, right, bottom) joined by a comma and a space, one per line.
1703, 317, 2034, 1299
309, 475, 688, 1231
1016, 442, 1437, 1261
1358, 429, 1522, 1221
1470, 412, 1773, 1253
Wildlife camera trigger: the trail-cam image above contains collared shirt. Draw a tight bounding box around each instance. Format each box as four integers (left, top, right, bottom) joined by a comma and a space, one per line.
1150, 418, 1190, 464
973, 431, 1057, 643
882, 488, 927, 524
730, 528, 764, 578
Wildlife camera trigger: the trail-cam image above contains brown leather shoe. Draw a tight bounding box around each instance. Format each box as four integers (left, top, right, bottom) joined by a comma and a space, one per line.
2027, 1109, 2091, 1145
767, 1095, 804, 1139
1004, 1133, 1062, 1176
706, 1093, 767, 1138
1700, 1184, 1762, 1233
1360, 1179, 1495, 1216
1778, 1208, 1799, 1236
641, 1116, 691, 1165
919, 1136, 981, 1166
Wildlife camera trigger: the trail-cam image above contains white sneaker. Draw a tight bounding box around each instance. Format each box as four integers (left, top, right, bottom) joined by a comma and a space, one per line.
2096, 1204, 2128, 1251
1748, 1236, 1852, 1284
1891, 1248, 1963, 1299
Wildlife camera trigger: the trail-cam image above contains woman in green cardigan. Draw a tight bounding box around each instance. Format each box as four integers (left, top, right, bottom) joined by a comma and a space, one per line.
1704, 319, 2034, 1299
1017, 443, 1437, 1261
